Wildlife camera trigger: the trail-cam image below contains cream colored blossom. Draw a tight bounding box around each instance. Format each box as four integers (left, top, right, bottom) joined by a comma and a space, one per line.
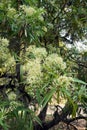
38, 15, 44, 21
0, 3, 3, 9
42, 26, 47, 32
0, 37, 9, 64
20, 5, 36, 16
0, 37, 15, 73
22, 59, 42, 85
43, 53, 66, 72
26, 45, 47, 59
26, 45, 35, 53
5, 56, 15, 68
7, 7, 17, 18
0, 37, 9, 47
34, 48, 47, 59
53, 76, 73, 88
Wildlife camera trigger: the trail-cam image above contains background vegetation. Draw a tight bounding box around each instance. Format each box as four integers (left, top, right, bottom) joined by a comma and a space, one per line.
0, 0, 87, 130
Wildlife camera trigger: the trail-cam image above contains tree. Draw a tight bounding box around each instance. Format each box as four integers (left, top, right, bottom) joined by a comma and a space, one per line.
0, 0, 87, 130
36, 0, 87, 45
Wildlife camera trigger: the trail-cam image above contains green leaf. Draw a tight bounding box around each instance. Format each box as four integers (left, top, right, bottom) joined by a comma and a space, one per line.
29, 120, 33, 130
73, 78, 87, 85
34, 116, 42, 127
40, 88, 56, 108
61, 87, 77, 117
20, 65, 24, 81
36, 89, 42, 105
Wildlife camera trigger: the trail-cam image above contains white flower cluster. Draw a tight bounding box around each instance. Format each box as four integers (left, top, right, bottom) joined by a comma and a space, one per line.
0, 37, 9, 47
34, 48, 47, 59
7, 7, 17, 18
38, 15, 44, 21
42, 26, 47, 32
53, 75, 73, 88
26, 45, 47, 59
0, 3, 3, 9
43, 53, 66, 72
20, 5, 36, 16
22, 59, 42, 85
0, 38, 9, 63
5, 56, 15, 68
0, 37, 15, 73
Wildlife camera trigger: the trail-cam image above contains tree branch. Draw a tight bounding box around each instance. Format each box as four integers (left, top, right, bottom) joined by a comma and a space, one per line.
64, 116, 87, 124
38, 103, 48, 121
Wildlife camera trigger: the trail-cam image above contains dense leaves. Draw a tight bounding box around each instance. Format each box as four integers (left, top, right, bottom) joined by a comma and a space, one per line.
0, 0, 87, 130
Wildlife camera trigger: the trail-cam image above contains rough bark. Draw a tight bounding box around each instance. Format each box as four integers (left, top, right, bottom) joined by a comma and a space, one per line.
34, 102, 87, 130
